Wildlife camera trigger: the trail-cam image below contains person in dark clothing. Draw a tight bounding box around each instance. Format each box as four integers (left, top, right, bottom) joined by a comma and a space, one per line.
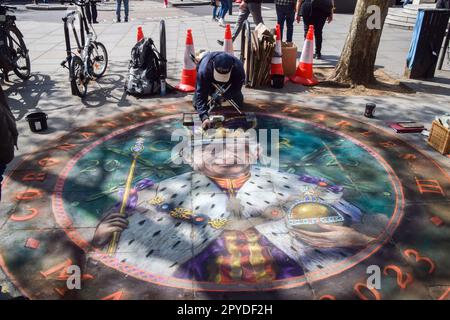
436, 0, 450, 9
217, 0, 264, 45
85, 0, 99, 24
296, 0, 334, 59
275, 0, 297, 43
116, 0, 129, 22
193, 52, 245, 130
0, 86, 18, 202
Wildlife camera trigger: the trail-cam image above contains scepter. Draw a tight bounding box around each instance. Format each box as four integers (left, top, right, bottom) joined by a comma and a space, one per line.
106, 138, 145, 255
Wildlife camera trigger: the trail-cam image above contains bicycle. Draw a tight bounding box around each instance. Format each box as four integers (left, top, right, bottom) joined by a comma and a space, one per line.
0, 1, 31, 81
61, 0, 108, 97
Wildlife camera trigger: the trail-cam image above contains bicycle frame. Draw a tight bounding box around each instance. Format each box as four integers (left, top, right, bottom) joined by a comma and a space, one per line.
62, 3, 98, 80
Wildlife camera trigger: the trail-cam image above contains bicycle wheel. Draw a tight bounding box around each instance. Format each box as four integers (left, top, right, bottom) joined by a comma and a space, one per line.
88, 41, 108, 78
70, 56, 88, 97
7, 26, 30, 80
159, 20, 167, 78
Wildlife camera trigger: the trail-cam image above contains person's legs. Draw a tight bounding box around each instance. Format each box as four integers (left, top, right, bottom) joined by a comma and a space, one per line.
92, 2, 98, 23
219, 0, 229, 19
85, 3, 92, 24
275, 5, 287, 41
313, 13, 327, 55
302, 14, 312, 39
231, 6, 250, 41
116, 0, 122, 21
0, 163, 6, 202
248, 3, 263, 25
285, 4, 296, 43
124, 0, 129, 21
212, 5, 218, 20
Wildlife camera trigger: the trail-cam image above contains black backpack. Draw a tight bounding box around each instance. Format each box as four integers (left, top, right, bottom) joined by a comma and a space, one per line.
125, 37, 166, 96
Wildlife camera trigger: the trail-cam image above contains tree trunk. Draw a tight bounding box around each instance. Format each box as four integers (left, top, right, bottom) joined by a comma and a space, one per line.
332, 0, 390, 85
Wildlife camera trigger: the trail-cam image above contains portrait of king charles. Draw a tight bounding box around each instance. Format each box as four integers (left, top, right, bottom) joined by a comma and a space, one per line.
92, 127, 388, 284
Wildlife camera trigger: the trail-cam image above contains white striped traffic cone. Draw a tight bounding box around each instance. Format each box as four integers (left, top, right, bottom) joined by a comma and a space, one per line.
175, 29, 197, 92
223, 24, 234, 55
271, 24, 284, 76
290, 25, 318, 86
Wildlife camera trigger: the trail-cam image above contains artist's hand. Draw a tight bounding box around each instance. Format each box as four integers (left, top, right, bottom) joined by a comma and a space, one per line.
202, 118, 211, 130
239, 1, 247, 9
327, 13, 333, 23
296, 14, 301, 23
292, 223, 374, 248
92, 213, 129, 248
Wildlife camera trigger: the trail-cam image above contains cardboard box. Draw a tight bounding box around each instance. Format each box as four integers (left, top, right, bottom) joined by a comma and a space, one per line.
282, 42, 298, 77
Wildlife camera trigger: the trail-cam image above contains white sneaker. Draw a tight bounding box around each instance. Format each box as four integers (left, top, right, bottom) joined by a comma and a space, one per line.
218, 18, 226, 27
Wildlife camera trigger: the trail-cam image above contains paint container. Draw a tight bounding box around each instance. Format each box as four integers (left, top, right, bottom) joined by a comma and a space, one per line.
365, 103, 376, 118
26, 112, 48, 133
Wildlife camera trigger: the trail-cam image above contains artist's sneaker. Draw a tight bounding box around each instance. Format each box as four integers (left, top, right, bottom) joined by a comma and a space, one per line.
314, 52, 322, 60
218, 18, 226, 27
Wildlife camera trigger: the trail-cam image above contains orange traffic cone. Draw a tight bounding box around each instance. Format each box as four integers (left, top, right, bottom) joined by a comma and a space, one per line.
290, 25, 318, 86
223, 24, 234, 55
137, 26, 144, 42
175, 29, 197, 92
271, 24, 284, 76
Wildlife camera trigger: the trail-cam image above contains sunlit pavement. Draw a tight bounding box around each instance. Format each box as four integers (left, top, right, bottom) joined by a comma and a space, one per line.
0, 1, 449, 300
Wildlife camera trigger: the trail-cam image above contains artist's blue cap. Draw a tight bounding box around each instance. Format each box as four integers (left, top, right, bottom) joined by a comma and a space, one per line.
213, 53, 234, 82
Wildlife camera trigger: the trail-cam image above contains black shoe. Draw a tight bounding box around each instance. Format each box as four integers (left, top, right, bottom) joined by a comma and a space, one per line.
124, 17, 128, 22
117, 17, 121, 22
93, 20, 99, 24
314, 52, 322, 60
217, 40, 224, 46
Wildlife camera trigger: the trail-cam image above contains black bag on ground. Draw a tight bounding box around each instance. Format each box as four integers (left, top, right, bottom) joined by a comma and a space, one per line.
125, 37, 166, 96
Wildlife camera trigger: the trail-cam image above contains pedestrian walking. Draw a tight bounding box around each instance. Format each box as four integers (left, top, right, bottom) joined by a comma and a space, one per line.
211, 0, 221, 22
275, 0, 297, 43
217, 0, 263, 45
296, 0, 334, 60
116, 0, 129, 22
0, 86, 18, 202
218, 0, 230, 27
85, 0, 99, 24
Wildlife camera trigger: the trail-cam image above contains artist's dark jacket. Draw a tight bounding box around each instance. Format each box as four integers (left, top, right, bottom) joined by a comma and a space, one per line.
194, 52, 245, 121
0, 86, 18, 165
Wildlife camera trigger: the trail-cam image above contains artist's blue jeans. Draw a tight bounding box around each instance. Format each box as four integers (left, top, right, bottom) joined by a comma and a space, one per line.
219, 0, 230, 19
0, 163, 6, 202
116, 0, 129, 20
276, 3, 296, 43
